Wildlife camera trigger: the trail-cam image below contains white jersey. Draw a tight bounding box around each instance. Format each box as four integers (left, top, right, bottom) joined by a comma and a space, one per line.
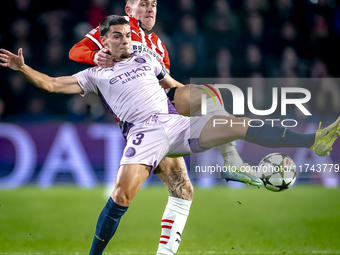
73, 53, 174, 138
74, 54, 211, 169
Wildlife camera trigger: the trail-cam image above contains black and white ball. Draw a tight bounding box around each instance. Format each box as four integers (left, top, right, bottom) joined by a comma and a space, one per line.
257, 153, 297, 192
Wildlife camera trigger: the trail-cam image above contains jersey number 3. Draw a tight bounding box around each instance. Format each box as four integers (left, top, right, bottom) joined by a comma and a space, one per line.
132, 133, 145, 145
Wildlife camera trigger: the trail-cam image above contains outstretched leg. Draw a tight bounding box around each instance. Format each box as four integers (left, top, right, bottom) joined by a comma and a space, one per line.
199, 116, 340, 156
89, 164, 150, 255
171, 85, 260, 186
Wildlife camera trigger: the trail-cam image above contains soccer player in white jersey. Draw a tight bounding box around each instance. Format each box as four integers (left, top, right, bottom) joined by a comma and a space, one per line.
1, 16, 339, 255
69, 0, 261, 191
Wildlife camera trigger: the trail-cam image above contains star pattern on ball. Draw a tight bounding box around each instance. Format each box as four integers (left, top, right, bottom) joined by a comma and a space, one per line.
257, 153, 297, 192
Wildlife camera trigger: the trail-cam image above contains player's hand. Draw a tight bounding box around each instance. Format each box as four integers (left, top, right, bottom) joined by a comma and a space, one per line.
94, 48, 115, 68
0, 48, 25, 71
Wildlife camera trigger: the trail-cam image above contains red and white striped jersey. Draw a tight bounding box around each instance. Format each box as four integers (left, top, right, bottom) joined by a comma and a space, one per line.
85, 16, 170, 72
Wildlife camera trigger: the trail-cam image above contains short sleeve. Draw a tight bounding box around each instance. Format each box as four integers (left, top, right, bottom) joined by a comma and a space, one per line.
73, 68, 98, 97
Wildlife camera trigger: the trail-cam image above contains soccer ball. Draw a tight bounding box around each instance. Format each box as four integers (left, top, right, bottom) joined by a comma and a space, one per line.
257, 153, 297, 192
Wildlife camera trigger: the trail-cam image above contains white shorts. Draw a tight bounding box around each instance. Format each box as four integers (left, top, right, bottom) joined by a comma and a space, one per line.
120, 113, 212, 174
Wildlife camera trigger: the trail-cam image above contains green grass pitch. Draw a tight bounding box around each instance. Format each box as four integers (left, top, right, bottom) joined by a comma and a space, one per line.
1, 184, 340, 254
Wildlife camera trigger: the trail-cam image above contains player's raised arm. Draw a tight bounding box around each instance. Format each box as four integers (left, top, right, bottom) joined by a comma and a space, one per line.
0, 48, 83, 94
69, 37, 100, 65
69, 33, 115, 68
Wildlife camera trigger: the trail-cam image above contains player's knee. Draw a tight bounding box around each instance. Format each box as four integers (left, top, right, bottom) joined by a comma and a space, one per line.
111, 190, 132, 207
173, 85, 190, 102
160, 158, 181, 174
172, 86, 191, 116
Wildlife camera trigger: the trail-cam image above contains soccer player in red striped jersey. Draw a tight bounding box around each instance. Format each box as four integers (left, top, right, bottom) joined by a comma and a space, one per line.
3, 17, 339, 255
70, 2, 170, 72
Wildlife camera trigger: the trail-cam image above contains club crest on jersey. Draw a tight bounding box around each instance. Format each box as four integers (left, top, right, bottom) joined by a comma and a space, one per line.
125, 147, 136, 157
135, 58, 146, 63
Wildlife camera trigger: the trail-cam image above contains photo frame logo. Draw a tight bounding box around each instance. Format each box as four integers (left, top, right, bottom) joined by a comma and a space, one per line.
201, 84, 312, 116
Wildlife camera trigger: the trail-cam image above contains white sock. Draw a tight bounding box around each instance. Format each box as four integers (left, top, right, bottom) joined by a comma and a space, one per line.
218, 143, 243, 167
205, 97, 243, 167
206, 96, 227, 117
156, 197, 192, 255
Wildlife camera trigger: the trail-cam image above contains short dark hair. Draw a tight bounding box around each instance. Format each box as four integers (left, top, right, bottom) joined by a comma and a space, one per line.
99, 15, 129, 36
125, 0, 136, 6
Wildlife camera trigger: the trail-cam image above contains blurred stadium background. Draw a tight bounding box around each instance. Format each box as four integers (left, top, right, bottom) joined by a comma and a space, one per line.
1, 0, 340, 253
0, 0, 340, 188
